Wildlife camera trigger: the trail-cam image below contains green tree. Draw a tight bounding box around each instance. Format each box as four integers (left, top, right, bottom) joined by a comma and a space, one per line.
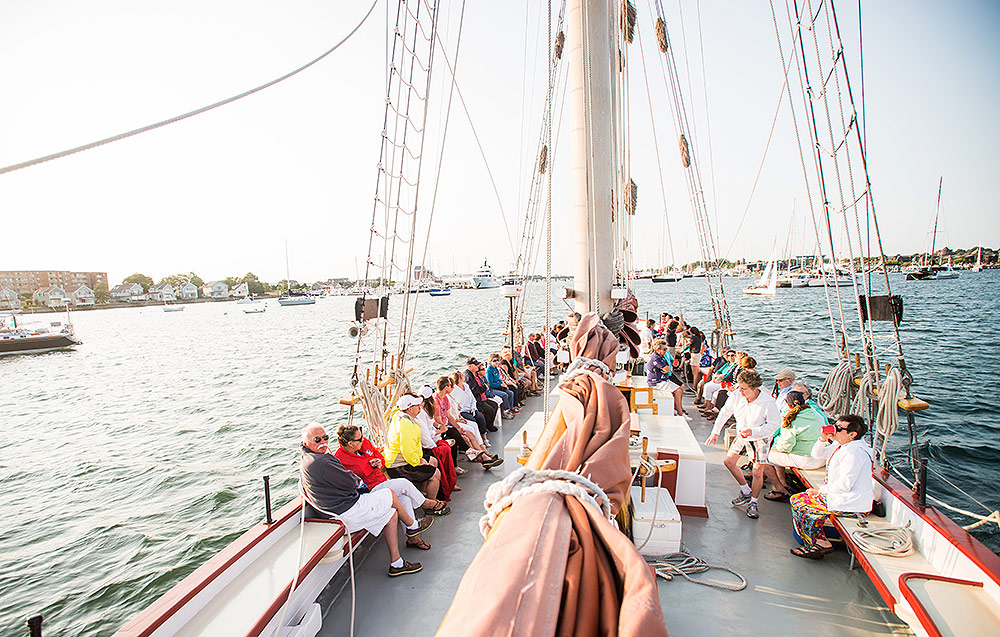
222, 276, 240, 289
241, 272, 267, 296
189, 273, 204, 288
159, 274, 189, 289
123, 273, 153, 292
94, 281, 110, 304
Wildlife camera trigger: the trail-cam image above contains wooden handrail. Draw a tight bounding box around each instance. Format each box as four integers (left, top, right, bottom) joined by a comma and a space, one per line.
897, 572, 983, 637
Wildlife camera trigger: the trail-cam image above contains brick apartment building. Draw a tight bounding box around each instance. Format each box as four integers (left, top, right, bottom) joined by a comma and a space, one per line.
0, 270, 109, 296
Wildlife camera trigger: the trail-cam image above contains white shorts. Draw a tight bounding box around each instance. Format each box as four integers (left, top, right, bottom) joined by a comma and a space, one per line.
767, 450, 826, 470
728, 436, 772, 464
337, 489, 395, 536
650, 377, 681, 393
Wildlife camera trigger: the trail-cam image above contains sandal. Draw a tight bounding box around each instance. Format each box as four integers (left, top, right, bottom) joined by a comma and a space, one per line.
790, 544, 834, 559
406, 537, 431, 550
764, 490, 790, 502
455, 467, 468, 476
474, 451, 493, 463
423, 500, 452, 516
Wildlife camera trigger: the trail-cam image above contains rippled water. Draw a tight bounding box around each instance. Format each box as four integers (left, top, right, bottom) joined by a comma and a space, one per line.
1, 271, 997, 636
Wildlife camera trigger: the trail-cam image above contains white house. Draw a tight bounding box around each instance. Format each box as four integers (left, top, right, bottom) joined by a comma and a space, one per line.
178, 282, 199, 300
202, 281, 229, 299
67, 284, 95, 306
33, 286, 67, 308
0, 287, 19, 310
231, 282, 249, 299
110, 282, 145, 302
147, 283, 176, 302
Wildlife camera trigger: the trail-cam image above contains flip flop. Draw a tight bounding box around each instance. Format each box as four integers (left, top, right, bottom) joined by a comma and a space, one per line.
406, 537, 431, 550
423, 500, 452, 516
764, 491, 790, 502
790, 544, 833, 559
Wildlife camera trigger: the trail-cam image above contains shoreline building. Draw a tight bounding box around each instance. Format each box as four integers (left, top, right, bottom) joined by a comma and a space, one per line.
0, 270, 108, 296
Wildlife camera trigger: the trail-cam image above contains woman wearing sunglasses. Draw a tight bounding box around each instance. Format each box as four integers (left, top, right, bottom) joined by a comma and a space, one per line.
788, 414, 875, 559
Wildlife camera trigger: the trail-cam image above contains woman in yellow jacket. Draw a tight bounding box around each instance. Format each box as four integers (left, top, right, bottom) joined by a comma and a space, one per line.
384, 393, 442, 499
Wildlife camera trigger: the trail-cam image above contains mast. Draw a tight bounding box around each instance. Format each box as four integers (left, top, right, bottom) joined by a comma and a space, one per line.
284, 239, 291, 294
567, 0, 615, 315
929, 176, 942, 267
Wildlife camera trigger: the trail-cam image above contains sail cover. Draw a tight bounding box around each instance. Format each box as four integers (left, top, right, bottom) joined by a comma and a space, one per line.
438, 314, 668, 636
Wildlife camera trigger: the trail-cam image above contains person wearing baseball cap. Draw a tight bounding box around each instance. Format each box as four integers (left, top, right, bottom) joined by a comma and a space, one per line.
774, 369, 796, 403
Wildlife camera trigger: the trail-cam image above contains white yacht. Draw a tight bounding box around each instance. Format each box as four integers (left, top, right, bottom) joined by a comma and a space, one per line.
472, 260, 500, 289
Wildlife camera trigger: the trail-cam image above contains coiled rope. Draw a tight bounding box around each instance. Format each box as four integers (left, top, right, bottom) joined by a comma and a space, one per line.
849, 522, 914, 557
873, 367, 901, 463
562, 355, 612, 381
817, 359, 853, 417
480, 467, 612, 537
647, 551, 747, 591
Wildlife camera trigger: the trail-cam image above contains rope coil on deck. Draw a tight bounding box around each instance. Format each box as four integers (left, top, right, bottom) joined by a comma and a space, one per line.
849, 522, 915, 557
646, 551, 748, 592
479, 467, 612, 537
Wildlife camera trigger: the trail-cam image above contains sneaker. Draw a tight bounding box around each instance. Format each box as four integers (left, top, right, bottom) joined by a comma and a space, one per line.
746, 502, 759, 519
731, 492, 752, 507
388, 559, 423, 577
406, 516, 433, 537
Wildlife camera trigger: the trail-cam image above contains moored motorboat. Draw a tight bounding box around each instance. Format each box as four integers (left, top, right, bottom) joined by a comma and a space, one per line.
427, 287, 451, 296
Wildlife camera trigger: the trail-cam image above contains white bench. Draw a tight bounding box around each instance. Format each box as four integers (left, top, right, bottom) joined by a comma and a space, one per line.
631, 413, 707, 516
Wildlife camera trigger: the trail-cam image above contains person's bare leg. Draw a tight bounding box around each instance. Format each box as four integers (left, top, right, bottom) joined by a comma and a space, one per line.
751, 464, 767, 498
762, 464, 787, 492
422, 470, 441, 499
388, 489, 414, 527
723, 453, 748, 486
673, 387, 685, 415
383, 511, 401, 563
771, 465, 789, 492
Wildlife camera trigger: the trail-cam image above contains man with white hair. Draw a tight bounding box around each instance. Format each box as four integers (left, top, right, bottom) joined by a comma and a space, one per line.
300, 423, 431, 577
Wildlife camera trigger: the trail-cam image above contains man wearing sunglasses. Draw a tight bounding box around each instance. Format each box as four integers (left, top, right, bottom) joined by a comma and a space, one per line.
301, 424, 432, 577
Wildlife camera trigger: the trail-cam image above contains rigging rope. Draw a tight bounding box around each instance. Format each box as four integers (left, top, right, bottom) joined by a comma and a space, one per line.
817, 359, 852, 417
0, 0, 380, 176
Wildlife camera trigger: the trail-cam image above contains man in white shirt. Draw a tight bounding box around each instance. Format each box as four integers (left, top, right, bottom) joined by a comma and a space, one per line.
705, 369, 780, 519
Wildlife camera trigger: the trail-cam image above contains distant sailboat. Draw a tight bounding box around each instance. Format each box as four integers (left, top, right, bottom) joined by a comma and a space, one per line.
278, 239, 315, 306
743, 249, 778, 295
971, 247, 983, 272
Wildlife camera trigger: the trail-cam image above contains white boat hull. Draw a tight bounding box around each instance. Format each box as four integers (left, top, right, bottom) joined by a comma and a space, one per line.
278, 297, 316, 306
472, 278, 500, 289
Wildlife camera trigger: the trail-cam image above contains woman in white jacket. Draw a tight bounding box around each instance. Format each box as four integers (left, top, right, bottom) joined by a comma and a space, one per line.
789, 414, 875, 558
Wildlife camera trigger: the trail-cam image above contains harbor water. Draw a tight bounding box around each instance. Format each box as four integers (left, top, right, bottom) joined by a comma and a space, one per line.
1, 272, 997, 636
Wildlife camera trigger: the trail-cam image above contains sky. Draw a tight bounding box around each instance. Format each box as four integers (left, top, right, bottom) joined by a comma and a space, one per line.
0, 0, 997, 285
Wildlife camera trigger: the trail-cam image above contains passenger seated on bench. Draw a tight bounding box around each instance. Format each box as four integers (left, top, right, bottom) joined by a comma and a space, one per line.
383, 393, 443, 500
789, 414, 876, 559
646, 337, 685, 416
300, 424, 430, 577
761, 391, 827, 502
333, 423, 451, 520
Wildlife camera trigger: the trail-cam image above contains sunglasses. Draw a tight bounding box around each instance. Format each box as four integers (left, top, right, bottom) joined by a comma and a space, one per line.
313, 435, 329, 443
835, 425, 849, 432
350, 436, 363, 443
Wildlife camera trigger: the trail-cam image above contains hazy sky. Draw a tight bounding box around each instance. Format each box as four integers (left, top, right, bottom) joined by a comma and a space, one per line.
1, 0, 997, 285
